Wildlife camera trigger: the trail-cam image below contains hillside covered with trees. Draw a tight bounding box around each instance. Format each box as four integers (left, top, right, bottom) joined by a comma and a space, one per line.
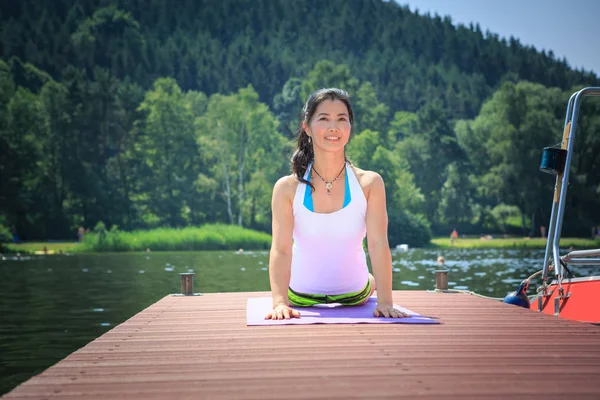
1, 0, 599, 245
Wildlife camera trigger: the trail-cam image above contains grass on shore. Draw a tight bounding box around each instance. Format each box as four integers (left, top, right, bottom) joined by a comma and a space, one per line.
78, 223, 271, 252
5, 225, 270, 254
431, 236, 600, 249
4, 241, 81, 254
5, 230, 600, 254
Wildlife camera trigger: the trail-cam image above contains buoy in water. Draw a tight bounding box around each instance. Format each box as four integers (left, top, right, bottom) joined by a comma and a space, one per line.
503, 279, 530, 308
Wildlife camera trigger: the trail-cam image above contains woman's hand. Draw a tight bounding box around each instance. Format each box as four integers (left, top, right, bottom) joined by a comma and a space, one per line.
265, 304, 301, 320
373, 303, 411, 318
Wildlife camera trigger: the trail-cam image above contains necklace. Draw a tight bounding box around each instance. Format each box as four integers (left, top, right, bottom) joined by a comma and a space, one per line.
311, 164, 346, 195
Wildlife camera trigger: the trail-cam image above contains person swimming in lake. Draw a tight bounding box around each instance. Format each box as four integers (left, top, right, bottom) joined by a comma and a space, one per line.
265, 88, 410, 320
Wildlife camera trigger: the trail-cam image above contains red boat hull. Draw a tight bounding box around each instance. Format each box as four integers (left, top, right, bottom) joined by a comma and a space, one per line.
530, 276, 600, 323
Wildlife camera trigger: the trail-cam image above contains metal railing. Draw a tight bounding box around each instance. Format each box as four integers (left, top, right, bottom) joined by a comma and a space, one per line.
561, 249, 600, 266
541, 87, 600, 285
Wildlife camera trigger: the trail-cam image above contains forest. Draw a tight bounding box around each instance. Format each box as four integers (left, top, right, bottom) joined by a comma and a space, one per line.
1, 0, 599, 246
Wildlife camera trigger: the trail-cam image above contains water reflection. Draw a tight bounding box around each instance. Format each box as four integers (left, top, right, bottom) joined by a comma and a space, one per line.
388, 247, 550, 294
0, 247, 589, 395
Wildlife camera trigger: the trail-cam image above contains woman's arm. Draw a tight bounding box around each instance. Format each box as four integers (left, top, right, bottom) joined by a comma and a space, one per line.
365, 172, 410, 318
266, 176, 300, 319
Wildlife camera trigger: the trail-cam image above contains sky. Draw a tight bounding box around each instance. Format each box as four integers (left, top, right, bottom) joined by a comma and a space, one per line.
396, 0, 600, 76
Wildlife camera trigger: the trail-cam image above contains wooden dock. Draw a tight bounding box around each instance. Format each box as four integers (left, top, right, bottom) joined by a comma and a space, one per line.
3, 291, 600, 399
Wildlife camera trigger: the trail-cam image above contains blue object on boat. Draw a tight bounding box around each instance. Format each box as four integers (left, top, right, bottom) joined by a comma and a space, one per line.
540, 146, 567, 175
503, 280, 531, 308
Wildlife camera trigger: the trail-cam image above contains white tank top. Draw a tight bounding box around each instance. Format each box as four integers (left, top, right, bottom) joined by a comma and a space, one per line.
289, 162, 369, 294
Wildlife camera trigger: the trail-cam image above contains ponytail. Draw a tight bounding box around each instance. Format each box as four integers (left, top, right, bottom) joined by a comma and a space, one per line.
291, 125, 315, 192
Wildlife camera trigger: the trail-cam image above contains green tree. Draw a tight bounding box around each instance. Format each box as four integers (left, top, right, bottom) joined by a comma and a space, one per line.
353, 82, 390, 135
455, 81, 563, 234
71, 5, 146, 79
3, 87, 46, 237
347, 128, 429, 245
272, 77, 303, 137
490, 203, 522, 233
388, 111, 417, 142
102, 79, 146, 228
437, 162, 475, 225
196, 85, 288, 226
300, 60, 360, 104
0, 60, 17, 223
38, 80, 72, 234
1, 0, 599, 239
397, 101, 460, 222
347, 129, 422, 212
136, 77, 200, 227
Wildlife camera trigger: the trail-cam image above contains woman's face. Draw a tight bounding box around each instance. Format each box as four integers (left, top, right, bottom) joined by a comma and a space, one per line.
304, 99, 351, 153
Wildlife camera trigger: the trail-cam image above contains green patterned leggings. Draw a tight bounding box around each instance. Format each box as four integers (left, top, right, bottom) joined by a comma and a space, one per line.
288, 280, 372, 307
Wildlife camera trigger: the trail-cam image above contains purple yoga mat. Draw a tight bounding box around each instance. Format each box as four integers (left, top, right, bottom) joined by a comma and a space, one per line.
247, 297, 439, 326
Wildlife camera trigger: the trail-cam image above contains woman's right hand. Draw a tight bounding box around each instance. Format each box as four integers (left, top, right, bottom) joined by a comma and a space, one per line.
265, 304, 301, 320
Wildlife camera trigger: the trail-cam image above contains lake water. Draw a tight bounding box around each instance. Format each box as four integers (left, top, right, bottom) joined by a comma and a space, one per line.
1, 247, 593, 395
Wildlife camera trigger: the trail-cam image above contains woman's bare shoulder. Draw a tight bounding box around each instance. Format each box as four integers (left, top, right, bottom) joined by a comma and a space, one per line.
351, 166, 383, 188
273, 174, 299, 201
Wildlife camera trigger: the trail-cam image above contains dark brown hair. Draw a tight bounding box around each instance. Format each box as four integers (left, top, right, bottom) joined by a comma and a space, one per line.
291, 88, 354, 191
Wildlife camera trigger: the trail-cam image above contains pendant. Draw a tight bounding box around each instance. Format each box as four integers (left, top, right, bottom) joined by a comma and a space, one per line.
325, 182, 332, 190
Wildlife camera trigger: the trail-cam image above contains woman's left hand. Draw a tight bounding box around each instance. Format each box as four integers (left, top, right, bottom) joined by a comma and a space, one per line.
373, 303, 412, 318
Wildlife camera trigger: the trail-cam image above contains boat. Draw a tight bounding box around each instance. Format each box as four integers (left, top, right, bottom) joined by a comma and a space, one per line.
504, 87, 600, 324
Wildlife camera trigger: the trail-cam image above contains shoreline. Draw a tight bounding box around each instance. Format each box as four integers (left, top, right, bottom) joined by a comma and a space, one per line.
5, 237, 600, 254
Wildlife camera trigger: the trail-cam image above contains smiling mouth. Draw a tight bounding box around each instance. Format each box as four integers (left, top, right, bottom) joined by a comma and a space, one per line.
325, 136, 341, 141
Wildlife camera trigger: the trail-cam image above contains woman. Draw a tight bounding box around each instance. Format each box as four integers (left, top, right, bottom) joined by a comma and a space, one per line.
266, 88, 410, 320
